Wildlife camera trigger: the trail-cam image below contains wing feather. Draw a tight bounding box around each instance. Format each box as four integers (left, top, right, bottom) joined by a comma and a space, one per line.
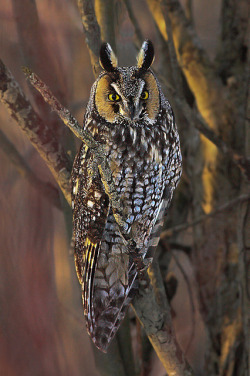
71, 143, 110, 341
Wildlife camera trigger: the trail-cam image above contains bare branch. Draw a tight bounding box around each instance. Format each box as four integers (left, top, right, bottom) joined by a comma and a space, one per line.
77, 0, 102, 78
160, 0, 183, 96
150, 0, 229, 130
95, 0, 116, 51
161, 194, 250, 238
133, 261, 194, 376
160, 77, 250, 179
22, 67, 129, 230
123, 0, 144, 47
0, 129, 61, 210
0, 59, 71, 203
215, 0, 249, 80
183, 0, 193, 24
147, 0, 241, 214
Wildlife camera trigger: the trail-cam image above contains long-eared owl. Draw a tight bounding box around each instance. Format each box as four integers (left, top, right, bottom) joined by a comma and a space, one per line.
71, 40, 182, 352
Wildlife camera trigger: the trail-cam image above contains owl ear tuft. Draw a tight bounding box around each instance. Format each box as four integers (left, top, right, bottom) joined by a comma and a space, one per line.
99, 43, 118, 72
137, 40, 154, 70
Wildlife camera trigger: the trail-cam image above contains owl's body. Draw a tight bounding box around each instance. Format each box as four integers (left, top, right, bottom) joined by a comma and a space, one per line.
71, 41, 182, 352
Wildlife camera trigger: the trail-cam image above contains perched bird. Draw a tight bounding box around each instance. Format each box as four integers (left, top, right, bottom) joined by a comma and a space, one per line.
71, 40, 182, 352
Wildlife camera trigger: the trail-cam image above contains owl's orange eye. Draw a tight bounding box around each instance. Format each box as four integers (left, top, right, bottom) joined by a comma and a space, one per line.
141, 90, 149, 100
108, 93, 120, 101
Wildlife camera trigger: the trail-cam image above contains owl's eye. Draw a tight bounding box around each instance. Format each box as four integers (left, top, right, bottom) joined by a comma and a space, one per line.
108, 93, 120, 101
141, 90, 149, 100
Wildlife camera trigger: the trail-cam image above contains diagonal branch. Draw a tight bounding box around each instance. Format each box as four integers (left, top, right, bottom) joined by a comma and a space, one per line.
160, 77, 250, 180
22, 67, 128, 232
0, 129, 61, 210
0, 59, 72, 203
151, 0, 230, 133
161, 194, 250, 238
133, 261, 194, 375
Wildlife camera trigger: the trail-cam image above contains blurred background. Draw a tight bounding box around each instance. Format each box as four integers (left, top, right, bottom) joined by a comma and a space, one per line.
0, 1, 248, 375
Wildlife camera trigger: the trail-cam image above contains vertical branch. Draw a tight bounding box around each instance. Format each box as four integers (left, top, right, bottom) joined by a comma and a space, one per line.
95, 0, 117, 51
183, 0, 193, 24
123, 0, 144, 47
238, 40, 250, 375
77, 0, 102, 78
215, 0, 248, 81
133, 263, 194, 376
160, 0, 183, 96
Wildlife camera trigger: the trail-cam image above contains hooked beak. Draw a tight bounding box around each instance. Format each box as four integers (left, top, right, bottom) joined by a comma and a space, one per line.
120, 102, 141, 120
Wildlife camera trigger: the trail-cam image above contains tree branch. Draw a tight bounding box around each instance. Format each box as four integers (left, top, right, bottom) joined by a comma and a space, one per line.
160, 0, 183, 96
153, 0, 230, 132
0, 129, 61, 210
133, 261, 194, 375
76, 0, 102, 78
160, 77, 250, 180
22, 66, 129, 231
147, 0, 241, 215
0, 59, 71, 203
161, 194, 250, 238
183, 0, 193, 24
95, 0, 116, 52
215, 0, 248, 81
123, 0, 144, 47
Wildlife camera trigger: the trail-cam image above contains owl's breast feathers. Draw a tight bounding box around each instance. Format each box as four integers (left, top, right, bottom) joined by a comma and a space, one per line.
72, 104, 181, 351
85, 104, 182, 244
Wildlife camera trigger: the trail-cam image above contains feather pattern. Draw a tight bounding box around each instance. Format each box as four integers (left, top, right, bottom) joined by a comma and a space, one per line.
71, 40, 182, 352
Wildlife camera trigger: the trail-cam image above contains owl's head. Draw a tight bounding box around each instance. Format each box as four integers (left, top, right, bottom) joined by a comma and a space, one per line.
94, 40, 160, 125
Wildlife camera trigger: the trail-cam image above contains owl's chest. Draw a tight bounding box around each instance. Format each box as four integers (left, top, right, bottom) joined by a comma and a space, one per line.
100, 125, 167, 225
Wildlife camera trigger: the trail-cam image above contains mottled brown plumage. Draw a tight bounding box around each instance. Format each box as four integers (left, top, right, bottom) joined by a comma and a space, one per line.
71, 40, 182, 352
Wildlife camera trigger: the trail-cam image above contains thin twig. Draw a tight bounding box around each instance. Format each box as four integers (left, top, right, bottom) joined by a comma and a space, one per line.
161, 193, 250, 238
0, 129, 61, 210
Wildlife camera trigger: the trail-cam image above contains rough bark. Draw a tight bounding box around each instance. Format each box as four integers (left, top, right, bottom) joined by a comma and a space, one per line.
77, 0, 102, 78
0, 59, 71, 203
95, 0, 116, 52
146, 0, 250, 374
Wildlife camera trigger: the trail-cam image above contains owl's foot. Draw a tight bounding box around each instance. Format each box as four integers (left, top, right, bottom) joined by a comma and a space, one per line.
126, 239, 152, 277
